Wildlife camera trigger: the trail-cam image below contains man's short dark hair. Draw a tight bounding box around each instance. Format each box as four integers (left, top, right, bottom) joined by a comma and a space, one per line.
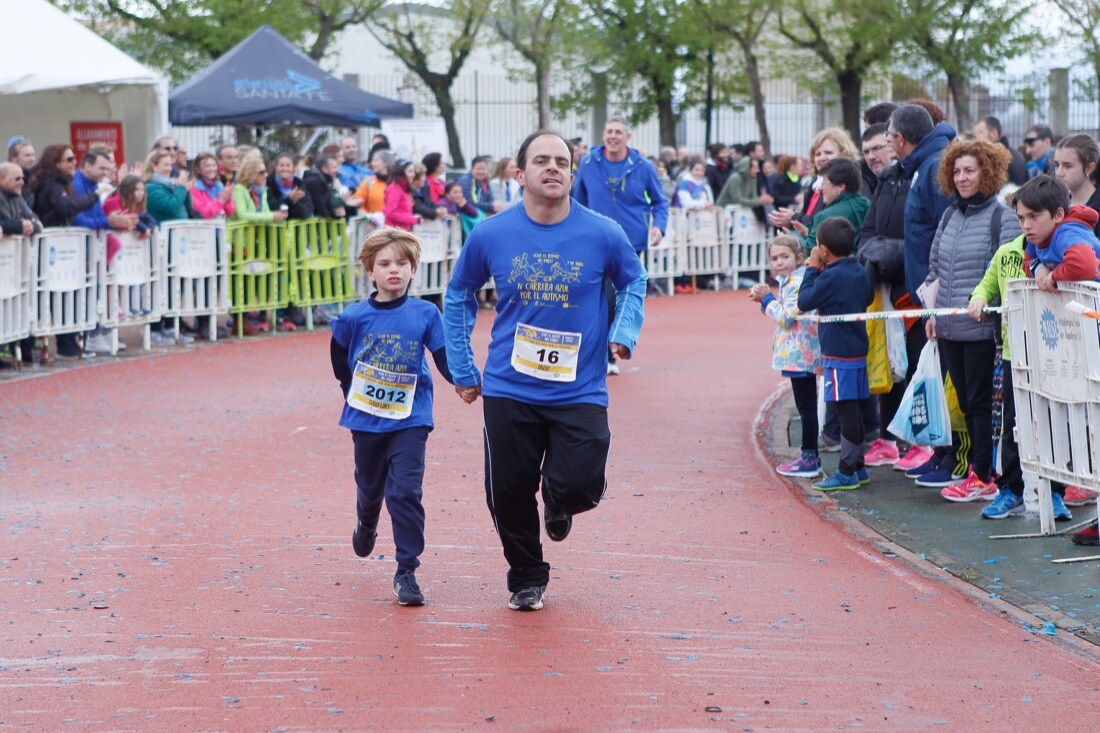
1012, 174, 1070, 216
314, 153, 336, 172
707, 142, 727, 158
983, 116, 1004, 138
889, 104, 934, 146
81, 150, 107, 167
730, 143, 745, 155
864, 102, 898, 127
819, 157, 861, 194
471, 155, 492, 168
746, 140, 760, 153
861, 123, 888, 143
817, 217, 858, 257
516, 130, 575, 170
1026, 124, 1056, 143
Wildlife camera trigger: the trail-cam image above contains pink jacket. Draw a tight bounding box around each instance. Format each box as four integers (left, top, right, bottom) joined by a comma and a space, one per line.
189, 182, 235, 220
383, 183, 419, 231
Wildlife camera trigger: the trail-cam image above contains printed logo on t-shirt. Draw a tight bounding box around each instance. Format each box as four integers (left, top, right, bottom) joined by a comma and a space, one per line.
507, 251, 583, 308
355, 332, 421, 372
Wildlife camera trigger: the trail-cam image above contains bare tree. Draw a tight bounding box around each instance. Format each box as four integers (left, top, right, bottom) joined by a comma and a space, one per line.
493, 0, 571, 129
1051, 0, 1100, 132
369, 0, 490, 168
302, 0, 388, 61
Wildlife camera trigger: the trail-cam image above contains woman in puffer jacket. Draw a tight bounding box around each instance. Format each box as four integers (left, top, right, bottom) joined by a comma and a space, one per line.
924, 139, 1020, 501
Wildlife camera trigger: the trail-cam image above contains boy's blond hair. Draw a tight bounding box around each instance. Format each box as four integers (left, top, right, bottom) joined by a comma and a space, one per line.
358, 227, 422, 273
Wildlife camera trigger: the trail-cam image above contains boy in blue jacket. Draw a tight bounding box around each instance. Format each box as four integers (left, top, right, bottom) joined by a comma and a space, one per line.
1015, 175, 1100, 289
797, 217, 874, 491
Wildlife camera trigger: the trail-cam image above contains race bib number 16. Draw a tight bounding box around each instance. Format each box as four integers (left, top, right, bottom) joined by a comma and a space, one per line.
511, 323, 581, 382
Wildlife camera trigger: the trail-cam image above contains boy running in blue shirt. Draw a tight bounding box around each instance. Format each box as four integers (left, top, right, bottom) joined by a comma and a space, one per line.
330, 228, 454, 606
797, 217, 874, 491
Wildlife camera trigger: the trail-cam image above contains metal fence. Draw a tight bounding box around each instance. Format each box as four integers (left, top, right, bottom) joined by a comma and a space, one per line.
171, 68, 1094, 168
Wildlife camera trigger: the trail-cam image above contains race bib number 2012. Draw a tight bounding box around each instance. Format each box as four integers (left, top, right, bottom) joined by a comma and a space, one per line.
511, 323, 581, 382
347, 362, 417, 419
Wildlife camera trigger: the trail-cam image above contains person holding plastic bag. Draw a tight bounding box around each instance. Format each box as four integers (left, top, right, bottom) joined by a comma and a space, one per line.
922, 139, 1020, 501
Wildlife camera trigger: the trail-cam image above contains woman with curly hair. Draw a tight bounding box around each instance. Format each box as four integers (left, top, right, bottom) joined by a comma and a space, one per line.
768, 127, 858, 230
924, 138, 1021, 502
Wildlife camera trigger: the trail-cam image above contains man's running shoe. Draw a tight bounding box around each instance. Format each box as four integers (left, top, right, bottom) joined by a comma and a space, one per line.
1071, 523, 1099, 546
939, 468, 997, 501
982, 488, 1025, 519
1063, 485, 1098, 507
864, 439, 899, 467
895, 445, 934, 472
776, 452, 821, 478
1051, 493, 1073, 522
508, 585, 545, 611
544, 507, 572, 542
393, 573, 425, 606
855, 467, 870, 485
818, 434, 841, 453
915, 466, 965, 488
812, 471, 860, 492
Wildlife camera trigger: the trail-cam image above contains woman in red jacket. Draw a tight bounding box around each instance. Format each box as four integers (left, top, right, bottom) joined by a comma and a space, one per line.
383, 159, 419, 231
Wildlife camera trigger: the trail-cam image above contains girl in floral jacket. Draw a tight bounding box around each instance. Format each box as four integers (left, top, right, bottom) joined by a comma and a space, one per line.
750, 235, 822, 478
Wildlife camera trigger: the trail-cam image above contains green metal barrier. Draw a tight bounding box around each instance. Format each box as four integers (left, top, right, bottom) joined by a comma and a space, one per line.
227, 221, 291, 337
285, 218, 355, 329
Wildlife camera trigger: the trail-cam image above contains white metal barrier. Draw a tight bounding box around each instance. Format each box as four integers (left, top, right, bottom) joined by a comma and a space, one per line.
0, 235, 35, 354
681, 209, 726, 287
348, 216, 377, 300
410, 218, 455, 297
97, 231, 164, 353
643, 213, 680, 296
1004, 279, 1100, 554
32, 227, 100, 338
161, 221, 230, 342
725, 205, 770, 284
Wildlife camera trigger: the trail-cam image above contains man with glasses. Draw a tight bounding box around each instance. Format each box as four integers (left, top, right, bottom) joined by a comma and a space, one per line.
153, 136, 182, 178
0, 162, 41, 237
973, 116, 1028, 185
1023, 124, 1056, 179
859, 123, 895, 197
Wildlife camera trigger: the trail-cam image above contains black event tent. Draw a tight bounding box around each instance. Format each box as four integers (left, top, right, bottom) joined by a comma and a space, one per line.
169, 26, 412, 127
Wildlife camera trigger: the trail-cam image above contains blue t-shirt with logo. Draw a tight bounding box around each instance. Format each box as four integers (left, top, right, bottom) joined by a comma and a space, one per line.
331, 297, 445, 433
444, 202, 647, 407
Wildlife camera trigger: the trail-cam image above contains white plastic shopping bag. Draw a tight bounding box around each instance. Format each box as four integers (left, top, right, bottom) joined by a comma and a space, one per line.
884, 294, 908, 382
887, 340, 951, 446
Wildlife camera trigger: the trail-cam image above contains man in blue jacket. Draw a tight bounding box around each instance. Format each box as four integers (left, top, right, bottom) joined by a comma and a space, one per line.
573, 117, 669, 253
887, 105, 956, 305
72, 150, 134, 233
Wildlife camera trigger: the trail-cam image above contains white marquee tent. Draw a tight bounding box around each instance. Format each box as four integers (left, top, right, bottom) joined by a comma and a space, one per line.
0, 0, 168, 164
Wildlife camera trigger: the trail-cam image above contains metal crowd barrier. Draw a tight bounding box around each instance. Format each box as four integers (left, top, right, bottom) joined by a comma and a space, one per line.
651, 207, 772, 294
286, 218, 355, 329
33, 227, 100, 339
0, 235, 35, 360
1001, 278, 1100, 561
98, 231, 164, 354
226, 222, 290, 337
162, 221, 230, 343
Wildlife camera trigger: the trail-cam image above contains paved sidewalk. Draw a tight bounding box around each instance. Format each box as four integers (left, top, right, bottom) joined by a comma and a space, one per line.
1, 291, 1097, 729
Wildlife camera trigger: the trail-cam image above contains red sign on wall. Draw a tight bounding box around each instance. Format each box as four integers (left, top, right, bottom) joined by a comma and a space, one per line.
70, 122, 125, 166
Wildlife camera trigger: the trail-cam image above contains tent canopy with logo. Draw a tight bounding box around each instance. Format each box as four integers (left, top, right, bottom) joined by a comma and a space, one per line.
169, 26, 412, 128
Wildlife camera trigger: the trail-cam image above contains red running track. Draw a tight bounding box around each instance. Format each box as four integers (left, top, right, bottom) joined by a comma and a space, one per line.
1, 291, 1097, 730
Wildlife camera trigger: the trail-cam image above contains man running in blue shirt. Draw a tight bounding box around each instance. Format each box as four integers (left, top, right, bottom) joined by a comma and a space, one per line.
444, 131, 647, 611
572, 116, 667, 375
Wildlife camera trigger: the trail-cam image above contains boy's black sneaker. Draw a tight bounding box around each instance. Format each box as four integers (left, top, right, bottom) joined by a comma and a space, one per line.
544, 507, 572, 542
393, 573, 425, 606
508, 585, 545, 611
352, 521, 377, 558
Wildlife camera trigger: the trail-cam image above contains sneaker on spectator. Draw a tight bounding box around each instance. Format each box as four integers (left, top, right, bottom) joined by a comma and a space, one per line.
1062, 485, 1098, 507
895, 445, 934, 472
149, 330, 174, 347
85, 333, 115, 354
1071, 523, 1099, 546
916, 465, 966, 488
982, 488, 1025, 519
1051, 493, 1073, 522
177, 332, 195, 345
818, 434, 841, 453
812, 471, 860, 492
279, 319, 298, 331
864, 439, 900, 467
776, 452, 822, 478
56, 349, 95, 361
940, 468, 997, 501
855, 467, 870, 485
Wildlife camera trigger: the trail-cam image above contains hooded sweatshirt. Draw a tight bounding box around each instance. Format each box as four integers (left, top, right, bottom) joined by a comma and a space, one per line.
901, 120, 957, 304
716, 157, 760, 208
1024, 205, 1100, 282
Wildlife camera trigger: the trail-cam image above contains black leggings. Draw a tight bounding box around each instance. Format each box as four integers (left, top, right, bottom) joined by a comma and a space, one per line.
790, 375, 818, 453
939, 338, 996, 482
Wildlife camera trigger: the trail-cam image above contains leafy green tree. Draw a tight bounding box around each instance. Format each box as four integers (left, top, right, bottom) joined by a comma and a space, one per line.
777, 0, 900, 142
369, 0, 490, 168
571, 0, 705, 148
1051, 0, 1100, 131
899, 0, 1039, 130
492, 0, 572, 129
